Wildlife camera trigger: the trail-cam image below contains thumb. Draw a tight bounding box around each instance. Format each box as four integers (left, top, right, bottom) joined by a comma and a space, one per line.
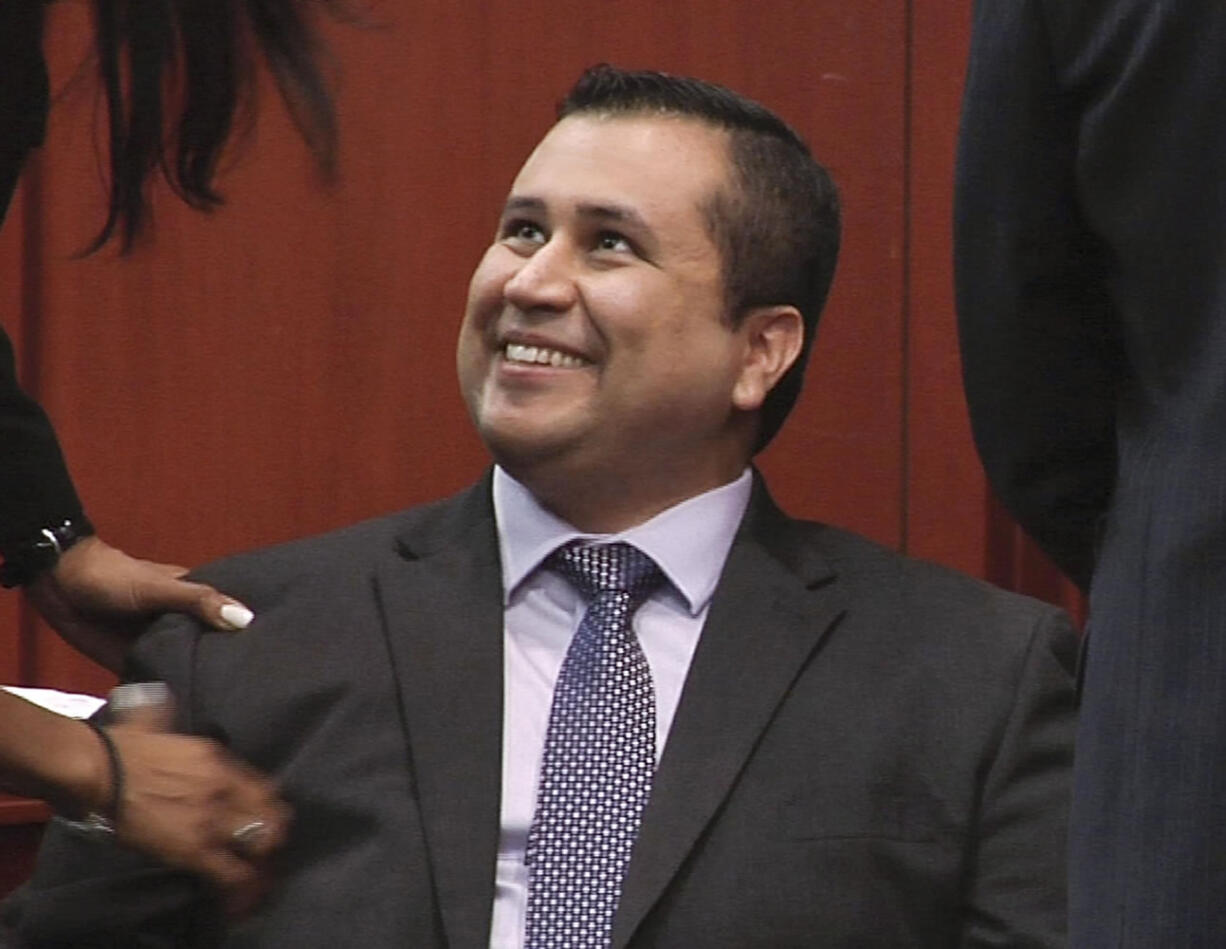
108, 682, 176, 730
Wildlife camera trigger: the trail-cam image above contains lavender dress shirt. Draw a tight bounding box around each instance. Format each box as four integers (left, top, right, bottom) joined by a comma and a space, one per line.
488, 466, 752, 948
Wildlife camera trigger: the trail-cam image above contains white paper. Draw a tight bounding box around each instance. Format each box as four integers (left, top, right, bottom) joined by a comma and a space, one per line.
3, 686, 106, 720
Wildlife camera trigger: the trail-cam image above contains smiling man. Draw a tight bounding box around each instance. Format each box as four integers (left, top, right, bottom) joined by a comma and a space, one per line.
458, 110, 799, 532
7, 66, 1076, 949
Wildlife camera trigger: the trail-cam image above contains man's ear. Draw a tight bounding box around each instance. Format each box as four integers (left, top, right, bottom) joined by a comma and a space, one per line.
731, 305, 804, 412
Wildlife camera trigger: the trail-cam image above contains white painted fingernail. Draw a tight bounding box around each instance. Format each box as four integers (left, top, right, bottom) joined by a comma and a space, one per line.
219, 603, 255, 629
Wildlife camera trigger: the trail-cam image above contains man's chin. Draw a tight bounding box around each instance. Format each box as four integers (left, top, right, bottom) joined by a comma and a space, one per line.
478, 425, 576, 476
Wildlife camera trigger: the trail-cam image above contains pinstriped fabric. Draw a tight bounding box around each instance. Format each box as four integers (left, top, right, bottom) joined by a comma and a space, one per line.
959, 0, 1226, 941
524, 542, 663, 949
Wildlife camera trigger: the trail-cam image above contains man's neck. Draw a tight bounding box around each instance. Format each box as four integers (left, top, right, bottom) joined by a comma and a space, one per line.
510, 462, 749, 534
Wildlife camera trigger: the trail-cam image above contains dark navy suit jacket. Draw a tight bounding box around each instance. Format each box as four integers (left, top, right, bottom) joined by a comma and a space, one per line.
956, 1, 1226, 943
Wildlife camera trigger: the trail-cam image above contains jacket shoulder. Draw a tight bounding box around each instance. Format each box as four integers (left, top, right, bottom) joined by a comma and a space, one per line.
793, 518, 1078, 669
126, 486, 488, 682
187, 483, 488, 606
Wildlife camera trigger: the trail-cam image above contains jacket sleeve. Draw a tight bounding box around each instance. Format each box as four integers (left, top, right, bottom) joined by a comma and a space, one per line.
954, 0, 1122, 591
960, 606, 1079, 947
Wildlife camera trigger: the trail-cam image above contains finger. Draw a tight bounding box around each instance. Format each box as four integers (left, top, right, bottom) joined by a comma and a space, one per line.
223, 786, 291, 858
130, 570, 254, 631
226, 816, 283, 860
201, 749, 291, 855
221, 864, 273, 919
109, 683, 176, 731
262, 799, 291, 852
148, 561, 191, 579
190, 588, 255, 631
214, 598, 256, 631
193, 846, 263, 904
116, 705, 173, 731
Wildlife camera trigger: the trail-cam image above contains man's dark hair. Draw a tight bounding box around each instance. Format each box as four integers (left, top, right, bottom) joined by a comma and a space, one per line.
558, 64, 841, 452
88, 0, 343, 253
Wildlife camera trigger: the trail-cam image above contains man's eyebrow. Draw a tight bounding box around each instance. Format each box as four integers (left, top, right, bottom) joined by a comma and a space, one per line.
501, 196, 652, 234
574, 201, 651, 233
502, 195, 546, 216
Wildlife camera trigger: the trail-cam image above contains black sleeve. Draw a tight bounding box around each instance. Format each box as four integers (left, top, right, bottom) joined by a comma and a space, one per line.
953, 0, 1123, 591
0, 2, 85, 551
0, 0, 49, 222
0, 326, 85, 549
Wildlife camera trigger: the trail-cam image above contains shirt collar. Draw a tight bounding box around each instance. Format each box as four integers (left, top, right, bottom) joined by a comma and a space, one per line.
493, 465, 752, 616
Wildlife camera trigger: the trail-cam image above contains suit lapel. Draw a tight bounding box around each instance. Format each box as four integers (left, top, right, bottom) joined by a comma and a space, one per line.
374, 478, 505, 949
613, 482, 847, 948
368, 475, 845, 949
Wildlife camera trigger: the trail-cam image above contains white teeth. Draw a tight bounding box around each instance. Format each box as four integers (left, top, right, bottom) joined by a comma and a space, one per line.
505, 343, 584, 368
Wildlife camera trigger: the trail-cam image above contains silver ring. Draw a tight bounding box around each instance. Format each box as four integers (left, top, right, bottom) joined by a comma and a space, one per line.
230, 819, 268, 853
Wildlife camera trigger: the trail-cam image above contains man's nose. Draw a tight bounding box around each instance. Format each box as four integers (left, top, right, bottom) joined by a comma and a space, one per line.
502, 240, 578, 312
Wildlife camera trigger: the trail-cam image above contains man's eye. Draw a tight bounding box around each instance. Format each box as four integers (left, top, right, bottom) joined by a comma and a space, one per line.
595, 232, 633, 253
503, 220, 546, 244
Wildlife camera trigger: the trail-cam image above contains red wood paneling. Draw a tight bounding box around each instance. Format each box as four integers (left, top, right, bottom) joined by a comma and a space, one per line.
903, 0, 984, 574
756, 2, 909, 548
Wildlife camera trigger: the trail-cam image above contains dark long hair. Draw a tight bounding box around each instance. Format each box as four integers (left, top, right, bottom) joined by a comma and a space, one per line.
89, 0, 342, 253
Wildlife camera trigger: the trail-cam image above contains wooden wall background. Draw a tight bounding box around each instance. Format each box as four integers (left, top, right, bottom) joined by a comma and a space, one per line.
1, 0, 1080, 729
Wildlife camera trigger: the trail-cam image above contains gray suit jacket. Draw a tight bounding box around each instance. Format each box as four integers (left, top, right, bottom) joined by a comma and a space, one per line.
5, 474, 1077, 947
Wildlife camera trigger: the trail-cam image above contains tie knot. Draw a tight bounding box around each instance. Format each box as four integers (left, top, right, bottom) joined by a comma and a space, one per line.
549, 541, 664, 603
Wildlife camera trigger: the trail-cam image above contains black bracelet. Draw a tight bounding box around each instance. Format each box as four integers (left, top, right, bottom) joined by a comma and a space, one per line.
0, 515, 96, 588
82, 717, 124, 831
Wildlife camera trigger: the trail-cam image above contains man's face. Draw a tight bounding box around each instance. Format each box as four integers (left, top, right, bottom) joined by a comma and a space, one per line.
457, 114, 762, 522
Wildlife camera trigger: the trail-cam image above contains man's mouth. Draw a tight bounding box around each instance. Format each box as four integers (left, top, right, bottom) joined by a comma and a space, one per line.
503, 342, 587, 369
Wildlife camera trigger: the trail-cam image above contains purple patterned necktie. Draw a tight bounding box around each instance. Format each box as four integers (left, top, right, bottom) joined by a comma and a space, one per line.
524, 541, 664, 949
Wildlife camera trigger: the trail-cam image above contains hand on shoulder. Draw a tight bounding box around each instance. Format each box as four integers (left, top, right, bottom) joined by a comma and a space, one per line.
25, 536, 254, 673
